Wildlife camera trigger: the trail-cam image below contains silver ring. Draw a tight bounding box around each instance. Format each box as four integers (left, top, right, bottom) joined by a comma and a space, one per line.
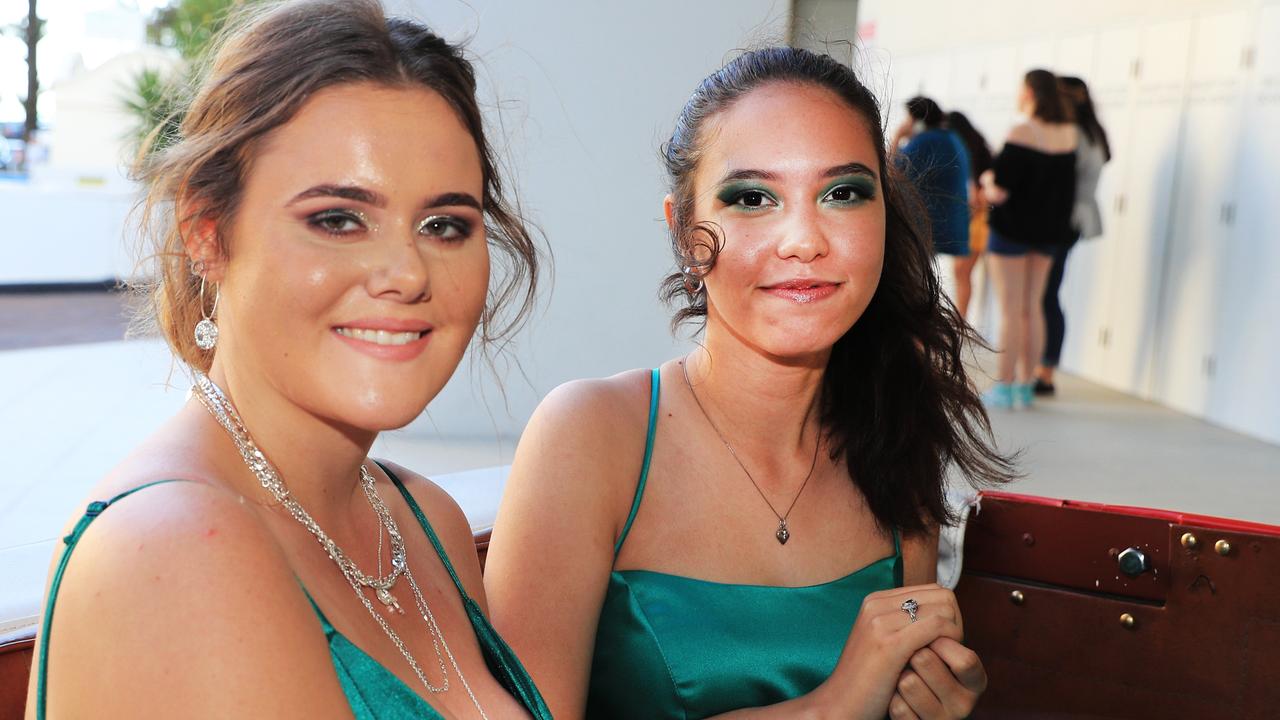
901, 598, 919, 623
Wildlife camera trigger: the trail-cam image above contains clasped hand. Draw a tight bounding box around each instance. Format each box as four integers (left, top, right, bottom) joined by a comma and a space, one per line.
820, 584, 988, 719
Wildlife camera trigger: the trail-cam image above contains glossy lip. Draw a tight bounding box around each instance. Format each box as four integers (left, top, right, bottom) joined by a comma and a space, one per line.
332, 317, 434, 362
760, 279, 842, 304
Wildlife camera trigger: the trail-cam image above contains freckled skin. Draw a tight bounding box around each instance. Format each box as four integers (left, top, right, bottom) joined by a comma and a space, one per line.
210, 83, 490, 433
692, 83, 887, 362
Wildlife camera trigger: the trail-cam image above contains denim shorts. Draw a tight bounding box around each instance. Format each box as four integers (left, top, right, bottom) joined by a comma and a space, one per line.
987, 227, 1057, 257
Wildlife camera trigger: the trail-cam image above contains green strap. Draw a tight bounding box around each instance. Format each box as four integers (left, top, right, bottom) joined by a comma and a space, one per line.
36, 479, 191, 720
377, 461, 553, 718
614, 368, 661, 557
378, 461, 472, 603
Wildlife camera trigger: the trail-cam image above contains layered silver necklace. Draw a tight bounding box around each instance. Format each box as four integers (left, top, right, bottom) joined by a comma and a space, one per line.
681, 359, 821, 545
192, 371, 487, 719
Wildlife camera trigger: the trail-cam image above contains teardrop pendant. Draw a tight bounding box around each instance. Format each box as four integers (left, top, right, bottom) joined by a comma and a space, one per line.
776, 520, 790, 545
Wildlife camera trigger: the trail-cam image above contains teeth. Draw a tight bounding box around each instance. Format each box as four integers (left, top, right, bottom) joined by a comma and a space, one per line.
335, 327, 424, 346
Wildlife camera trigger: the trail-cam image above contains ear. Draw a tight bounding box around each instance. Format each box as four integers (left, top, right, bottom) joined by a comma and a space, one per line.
181, 213, 226, 282
662, 194, 677, 233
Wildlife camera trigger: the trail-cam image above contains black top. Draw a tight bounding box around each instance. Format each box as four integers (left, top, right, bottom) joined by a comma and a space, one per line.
987, 142, 1077, 247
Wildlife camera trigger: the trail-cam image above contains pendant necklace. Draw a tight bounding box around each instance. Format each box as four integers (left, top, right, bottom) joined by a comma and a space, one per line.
681, 358, 821, 545
191, 371, 487, 718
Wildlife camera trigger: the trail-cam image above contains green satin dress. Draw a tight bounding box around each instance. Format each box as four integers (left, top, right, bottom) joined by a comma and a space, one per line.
35, 463, 551, 720
587, 369, 902, 719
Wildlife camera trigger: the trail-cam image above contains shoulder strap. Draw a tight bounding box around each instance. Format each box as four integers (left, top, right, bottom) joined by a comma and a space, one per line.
36, 479, 192, 720
614, 368, 661, 558
378, 461, 471, 602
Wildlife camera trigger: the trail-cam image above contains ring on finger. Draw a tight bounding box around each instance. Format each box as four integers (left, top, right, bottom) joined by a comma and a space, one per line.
901, 598, 919, 623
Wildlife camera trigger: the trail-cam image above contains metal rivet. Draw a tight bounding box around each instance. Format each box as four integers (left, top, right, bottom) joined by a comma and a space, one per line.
1215, 540, 1231, 556
1010, 590, 1025, 605
1120, 613, 1136, 629
1180, 532, 1198, 549
1022, 533, 1035, 547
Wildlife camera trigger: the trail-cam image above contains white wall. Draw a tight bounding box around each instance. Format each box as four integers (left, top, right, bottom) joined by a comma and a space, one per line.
859, 0, 1280, 446
392, 0, 791, 438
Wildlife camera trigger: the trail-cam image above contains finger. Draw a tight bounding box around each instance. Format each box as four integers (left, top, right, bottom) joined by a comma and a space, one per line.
866, 586, 956, 619
929, 637, 988, 694
889, 691, 922, 720
909, 648, 973, 718
898, 612, 965, 655
897, 669, 946, 719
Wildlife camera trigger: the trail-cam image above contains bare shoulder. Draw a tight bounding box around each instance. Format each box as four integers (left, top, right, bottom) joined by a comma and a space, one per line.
513, 368, 655, 500
1005, 120, 1037, 147
372, 459, 487, 608
37, 479, 347, 718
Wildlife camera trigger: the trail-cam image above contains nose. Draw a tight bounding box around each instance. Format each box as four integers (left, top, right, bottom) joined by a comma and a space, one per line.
774, 204, 830, 263
367, 232, 431, 303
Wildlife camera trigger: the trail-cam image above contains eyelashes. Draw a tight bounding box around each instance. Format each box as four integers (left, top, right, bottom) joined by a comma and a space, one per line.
714, 177, 878, 213
307, 209, 372, 235
716, 183, 780, 211
415, 215, 472, 241
820, 178, 877, 206
305, 209, 473, 242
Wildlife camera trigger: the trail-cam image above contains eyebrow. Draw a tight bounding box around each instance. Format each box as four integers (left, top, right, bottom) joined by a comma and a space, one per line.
286, 184, 482, 211
716, 162, 878, 185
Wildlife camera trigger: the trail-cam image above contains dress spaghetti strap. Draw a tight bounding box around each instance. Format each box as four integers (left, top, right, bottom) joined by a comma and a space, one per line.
613, 368, 661, 557
34, 479, 192, 720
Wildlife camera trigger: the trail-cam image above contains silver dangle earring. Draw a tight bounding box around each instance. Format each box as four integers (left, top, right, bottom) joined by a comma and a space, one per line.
193, 261, 220, 351
681, 265, 705, 297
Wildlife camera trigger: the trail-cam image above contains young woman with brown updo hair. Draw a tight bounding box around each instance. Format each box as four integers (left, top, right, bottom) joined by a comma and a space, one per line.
27, 1, 549, 717
486, 47, 1013, 719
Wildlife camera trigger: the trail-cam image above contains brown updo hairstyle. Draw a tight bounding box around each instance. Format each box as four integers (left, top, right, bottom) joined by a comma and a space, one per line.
659, 47, 1015, 534
1023, 68, 1071, 124
131, 0, 538, 373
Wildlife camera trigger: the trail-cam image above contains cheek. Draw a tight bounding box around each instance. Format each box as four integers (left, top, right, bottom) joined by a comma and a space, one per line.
431, 244, 491, 323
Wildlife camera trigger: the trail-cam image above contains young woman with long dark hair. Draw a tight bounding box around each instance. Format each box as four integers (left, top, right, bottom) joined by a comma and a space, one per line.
1034, 76, 1111, 395
486, 47, 1013, 719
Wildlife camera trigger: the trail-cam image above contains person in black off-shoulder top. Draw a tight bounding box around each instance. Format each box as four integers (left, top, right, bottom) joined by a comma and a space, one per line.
979, 68, 1077, 410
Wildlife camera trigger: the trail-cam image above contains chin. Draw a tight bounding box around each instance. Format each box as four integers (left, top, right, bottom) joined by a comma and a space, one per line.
311, 377, 442, 433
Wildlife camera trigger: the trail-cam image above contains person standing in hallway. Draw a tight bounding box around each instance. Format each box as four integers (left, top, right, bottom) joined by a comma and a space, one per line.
1035, 76, 1111, 396
892, 97, 972, 295
980, 69, 1077, 409
945, 111, 995, 320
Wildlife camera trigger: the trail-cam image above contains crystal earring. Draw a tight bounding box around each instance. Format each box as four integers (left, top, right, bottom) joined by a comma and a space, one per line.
193, 263, 220, 351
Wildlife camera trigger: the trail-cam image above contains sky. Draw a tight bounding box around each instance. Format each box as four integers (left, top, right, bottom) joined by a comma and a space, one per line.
1, 0, 168, 124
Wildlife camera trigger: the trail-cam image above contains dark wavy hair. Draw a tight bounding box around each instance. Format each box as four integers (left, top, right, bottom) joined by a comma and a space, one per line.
945, 111, 993, 182
906, 96, 945, 129
1024, 68, 1070, 124
132, 0, 538, 372
658, 47, 1015, 534
1059, 76, 1111, 161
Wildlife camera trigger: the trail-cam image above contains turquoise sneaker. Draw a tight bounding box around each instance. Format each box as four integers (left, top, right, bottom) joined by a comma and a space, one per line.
982, 383, 1013, 409
1013, 383, 1034, 409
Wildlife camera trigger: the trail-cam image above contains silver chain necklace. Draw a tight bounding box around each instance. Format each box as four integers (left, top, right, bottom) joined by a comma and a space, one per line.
681, 359, 821, 545
192, 371, 487, 719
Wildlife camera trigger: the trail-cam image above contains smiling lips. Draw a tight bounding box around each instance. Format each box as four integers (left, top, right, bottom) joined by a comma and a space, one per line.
761, 279, 841, 304
333, 320, 433, 360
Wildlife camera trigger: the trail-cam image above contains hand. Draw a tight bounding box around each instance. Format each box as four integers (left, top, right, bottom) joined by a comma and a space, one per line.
888, 637, 987, 719
813, 584, 966, 720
